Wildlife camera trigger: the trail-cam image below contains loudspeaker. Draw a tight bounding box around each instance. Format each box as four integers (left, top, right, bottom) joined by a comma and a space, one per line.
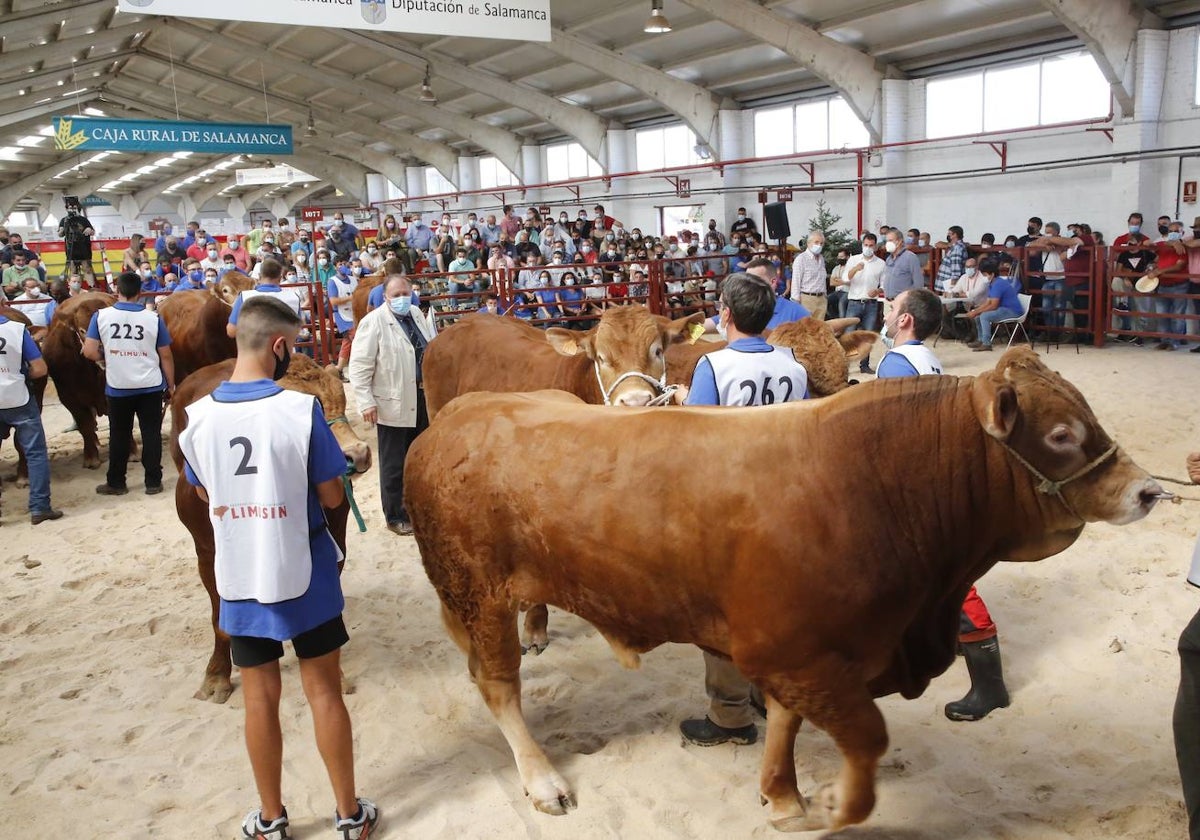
764, 202, 791, 240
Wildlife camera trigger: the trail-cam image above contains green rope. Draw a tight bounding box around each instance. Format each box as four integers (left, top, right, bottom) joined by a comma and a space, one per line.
343, 468, 367, 533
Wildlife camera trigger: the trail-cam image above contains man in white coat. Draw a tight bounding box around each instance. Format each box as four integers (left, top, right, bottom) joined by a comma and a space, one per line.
348, 273, 435, 536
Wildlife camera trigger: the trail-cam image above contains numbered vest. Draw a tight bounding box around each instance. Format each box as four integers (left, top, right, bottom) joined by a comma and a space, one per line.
330, 275, 357, 327
242, 286, 303, 317
0, 319, 31, 409
96, 306, 163, 390
179, 390, 341, 603
707, 345, 809, 407
884, 343, 943, 375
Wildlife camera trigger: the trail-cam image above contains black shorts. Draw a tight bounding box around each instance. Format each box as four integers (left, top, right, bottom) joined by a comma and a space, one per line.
230, 614, 349, 668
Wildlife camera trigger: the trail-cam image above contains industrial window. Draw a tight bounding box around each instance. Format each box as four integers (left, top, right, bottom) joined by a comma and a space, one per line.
478, 156, 517, 189
752, 96, 870, 157
635, 124, 703, 170
1196, 32, 1200, 106
926, 51, 1110, 139
424, 167, 456, 195
546, 142, 602, 181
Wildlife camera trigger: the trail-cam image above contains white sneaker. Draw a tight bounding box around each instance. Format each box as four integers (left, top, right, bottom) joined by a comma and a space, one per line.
334, 797, 379, 839
242, 807, 291, 839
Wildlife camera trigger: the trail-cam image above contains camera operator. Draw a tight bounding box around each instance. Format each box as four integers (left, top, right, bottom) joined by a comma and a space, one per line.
57, 197, 96, 284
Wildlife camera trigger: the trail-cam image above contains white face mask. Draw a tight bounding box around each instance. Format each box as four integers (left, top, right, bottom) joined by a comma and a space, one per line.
918, 239, 928, 248
964, 267, 976, 277
880, 321, 894, 350
809, 244, 822, 255
318, 257, 328, 266
716, 315, 728, 339
885, 240, 898, 254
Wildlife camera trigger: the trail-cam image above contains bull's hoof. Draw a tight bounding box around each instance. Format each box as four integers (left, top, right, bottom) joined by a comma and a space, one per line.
521, 640, 549, 656
764, 786, 835, 834
525, 774, 576, 815
193, 675, 234, 704
14, 476, 28, 490
83, 457, 101, 470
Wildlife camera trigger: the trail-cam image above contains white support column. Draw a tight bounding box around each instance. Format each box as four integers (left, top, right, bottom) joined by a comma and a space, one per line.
868, 78, 913, 231
1110, 30, 1168, 219
521, 145, 543, 187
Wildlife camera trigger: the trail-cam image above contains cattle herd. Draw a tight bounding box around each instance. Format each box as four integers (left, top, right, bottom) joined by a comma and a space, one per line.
4, 268, 1172, 835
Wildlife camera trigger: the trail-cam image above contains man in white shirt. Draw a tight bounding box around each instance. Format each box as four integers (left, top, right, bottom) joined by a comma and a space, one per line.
843, 234, 887, 373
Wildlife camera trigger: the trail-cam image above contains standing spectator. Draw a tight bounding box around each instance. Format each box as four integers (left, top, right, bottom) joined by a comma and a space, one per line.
348, 274, 435, 536
730, 207, 757, 238
1030, 222, 1073, 336
499, 205, 523, 242
844, 234, 887, 373
1148, 220, 1190, 350
789, 230, 828, 320
882, 227, 924, 321
828, 249, 850, 318
478, 213, 502, 247
274, 217, 296, 252
934, 226, 968, 293
244, 218, 274, 254
57, 197, 96, 284
0, 305, 60, 524
964, 255, 1022, 351
83, 271, 174, 496
1063, 222, 1096, 342
1111, 212, 1156, 343
228, 260, 305, 339
122, 234, 148, 272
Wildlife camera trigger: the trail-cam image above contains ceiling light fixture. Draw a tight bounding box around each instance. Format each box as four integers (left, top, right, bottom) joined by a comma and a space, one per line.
305, 111, 317, 137
420, 64, 437, 104
644, 0, 671, 34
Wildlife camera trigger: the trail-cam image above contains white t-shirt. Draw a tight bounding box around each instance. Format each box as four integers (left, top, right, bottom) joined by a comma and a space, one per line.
844, 253, 887, 300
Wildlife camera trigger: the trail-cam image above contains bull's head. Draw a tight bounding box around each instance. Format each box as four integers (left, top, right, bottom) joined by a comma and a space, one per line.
768, 317, 878, 397
972, 347, 1162, 528
280, 355, 372, 474
214, 271, 255, 305
545, 306, 704, 407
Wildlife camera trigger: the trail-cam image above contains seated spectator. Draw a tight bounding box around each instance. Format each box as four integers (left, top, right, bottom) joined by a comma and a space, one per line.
964, 255, 1023, 351
479, 293, 505, 315
157, 235, 186, 273
510, 289, 538, 321
12, 278, 52, 326
558, 271, 588, 328
3, 251, 41, 299
447, 247, 479, 309
534, 270, 561, 321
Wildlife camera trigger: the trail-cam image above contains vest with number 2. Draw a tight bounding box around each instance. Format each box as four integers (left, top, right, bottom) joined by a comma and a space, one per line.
179, 390, 342, 604
884, 343, 943, 375
96, 306, 162, 390
0, 319, 31, 409
707, 345, 809, 406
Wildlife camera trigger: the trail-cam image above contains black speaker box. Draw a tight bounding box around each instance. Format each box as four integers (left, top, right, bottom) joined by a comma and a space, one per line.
764, 202, 791, 240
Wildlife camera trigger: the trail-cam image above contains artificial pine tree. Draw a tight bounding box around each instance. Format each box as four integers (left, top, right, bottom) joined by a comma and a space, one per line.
807, 198, 855, 272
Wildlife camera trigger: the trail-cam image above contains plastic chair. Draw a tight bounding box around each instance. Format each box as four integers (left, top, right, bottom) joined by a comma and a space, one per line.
989, 293, 1032, 348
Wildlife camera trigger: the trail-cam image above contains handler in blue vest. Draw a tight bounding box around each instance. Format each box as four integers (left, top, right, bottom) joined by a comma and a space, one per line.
0, 308, 60, 524
878, 287, 1011, 722
83, 271, 175, 496
178, 296, 378, 840
680, 272, 810, 747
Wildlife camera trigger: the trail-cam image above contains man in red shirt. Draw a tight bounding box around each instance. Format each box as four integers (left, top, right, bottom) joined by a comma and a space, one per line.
1144, 220, 1190, 350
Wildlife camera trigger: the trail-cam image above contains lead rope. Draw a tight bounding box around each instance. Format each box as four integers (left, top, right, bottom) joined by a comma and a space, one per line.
593, 360, 675, 406
1148, 473, 1200, 504
329, 415, 367, 533
996, 441, 1123, 523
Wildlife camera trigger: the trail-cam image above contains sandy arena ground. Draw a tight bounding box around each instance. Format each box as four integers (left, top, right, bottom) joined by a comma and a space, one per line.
1, 339, 1198, 839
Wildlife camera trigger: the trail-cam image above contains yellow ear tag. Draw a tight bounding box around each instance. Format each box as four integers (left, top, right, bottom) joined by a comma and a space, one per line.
687, 323, 705, 344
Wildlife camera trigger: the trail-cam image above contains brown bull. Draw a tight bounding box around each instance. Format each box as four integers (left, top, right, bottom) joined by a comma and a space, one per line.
156, 272, 254, 384
404, 347, 1163, 833
170, 354, 372, 703
40, 292, 116, 468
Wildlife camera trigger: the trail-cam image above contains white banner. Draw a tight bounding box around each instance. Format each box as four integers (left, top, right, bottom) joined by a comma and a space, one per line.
235, 166, 315, 186
117, 0, 551, 42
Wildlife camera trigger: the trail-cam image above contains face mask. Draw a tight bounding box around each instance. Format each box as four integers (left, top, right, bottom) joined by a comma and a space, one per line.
352, 267, 363, 275
863, 250, 874, 260
207, 249, 217, 259
224, 262, 235, 270
318, 258, 328, 266
296, 253, 307, 263
1005, 240, 1017, 248
904, 235, 914, 245
836, 258, 848, 265
1027, 225, 1039, 235
1128, 224, 1141, 234
205, 274, 217, 283
25, 287, 41, 297
559, 217, 568, 223
386, 222, 396, 229
389, 296, 412, 316
564, 277, 575, 286
368, 246, 377, 253
553, 258, 563, 265
880, 321, 894, 350
272, 345, 290, 381
809, 244, 822, 255
885, 240, 898, 254
716, 314, 728, 340
737, 215, 745, 222
582, 245, 591, 253
1168, 231, 1183, 241
69, 282, 82, 292
285, 273, 297, 281
918, 239, 928, 248
964, 267, 976, 277
1159, 225, 1170, 236
189, 270, 203, 281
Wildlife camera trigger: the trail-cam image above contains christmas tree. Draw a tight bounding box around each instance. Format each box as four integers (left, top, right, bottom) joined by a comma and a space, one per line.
807, 198, 855, 272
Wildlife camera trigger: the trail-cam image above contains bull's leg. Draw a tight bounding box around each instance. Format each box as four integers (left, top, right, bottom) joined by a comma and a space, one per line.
521, 604, 550, 655
74, 408, 102, 469
758, 693, 813, 832
464, 599, 575, 815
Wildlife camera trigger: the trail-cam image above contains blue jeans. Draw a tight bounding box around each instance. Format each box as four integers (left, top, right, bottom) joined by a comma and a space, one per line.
977, 307, 1020, 343
1155, 290, 1190, 346
449, 278, 484, 309
1041, 278, 1066, 328
0, 396, 51, 513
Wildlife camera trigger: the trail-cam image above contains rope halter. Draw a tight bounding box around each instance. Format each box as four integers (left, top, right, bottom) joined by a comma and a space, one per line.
997, 438, 1119, 524
593, 360, 676, 407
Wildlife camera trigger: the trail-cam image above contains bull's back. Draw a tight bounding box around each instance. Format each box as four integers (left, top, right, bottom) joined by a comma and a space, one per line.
423, 316, 581, 418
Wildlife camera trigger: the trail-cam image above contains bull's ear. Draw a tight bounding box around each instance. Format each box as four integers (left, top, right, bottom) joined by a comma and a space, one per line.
663, 311, 706, 344
839, 331, 878, 362
973, 375, 1019, 441
545, 327, 596, 357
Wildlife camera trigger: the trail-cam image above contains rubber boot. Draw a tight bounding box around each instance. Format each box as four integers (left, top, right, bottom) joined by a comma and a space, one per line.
944, 637, 1010, 721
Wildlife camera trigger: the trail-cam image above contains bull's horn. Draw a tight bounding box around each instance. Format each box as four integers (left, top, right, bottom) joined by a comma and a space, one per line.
825, 317, 860, 335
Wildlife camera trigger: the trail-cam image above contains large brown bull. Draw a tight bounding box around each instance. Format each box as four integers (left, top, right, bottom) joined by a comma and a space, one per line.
40, 292, 115, 468
404, 348, 1164, 833
170, 354, 372, 702
156, 272, 254, 384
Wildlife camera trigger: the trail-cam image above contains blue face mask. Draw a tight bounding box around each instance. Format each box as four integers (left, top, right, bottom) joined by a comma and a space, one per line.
1129, 224, 1141, 234
1168, 231, 1183, 241
389, 296, 412, 316
904, 235, 915, 245
189, 270, 203, 281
